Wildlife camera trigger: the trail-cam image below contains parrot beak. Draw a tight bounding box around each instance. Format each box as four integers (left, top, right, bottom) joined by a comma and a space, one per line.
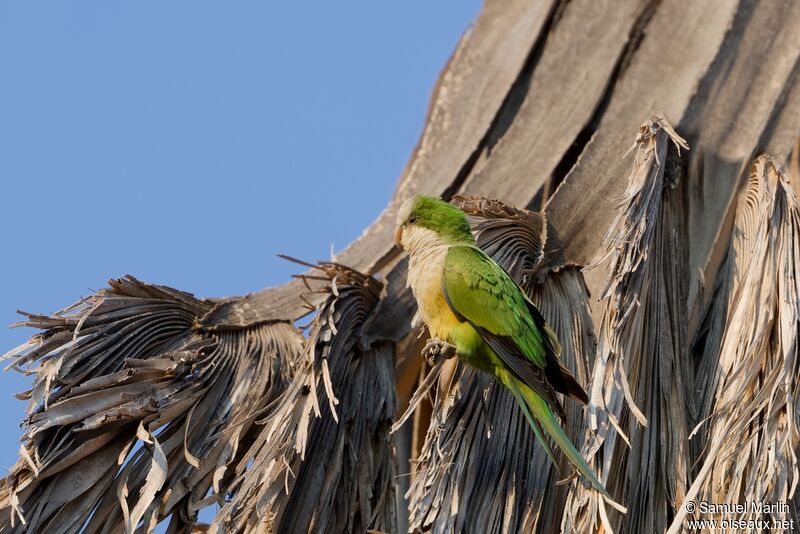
394, 226, 403, 248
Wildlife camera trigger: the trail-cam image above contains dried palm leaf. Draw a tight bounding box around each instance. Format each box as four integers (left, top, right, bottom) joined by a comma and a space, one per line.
404, 197, 595, 533
669, 156, 800, 532
212, 262, 397, 534
453, 196, 546, 285
570, 117, 692, 533
530, 269, 598, 533
0, 276, 302, 533
405, 362, 545, 534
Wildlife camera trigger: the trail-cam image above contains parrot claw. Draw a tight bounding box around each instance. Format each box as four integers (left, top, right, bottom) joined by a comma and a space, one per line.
422, 338, 457, 366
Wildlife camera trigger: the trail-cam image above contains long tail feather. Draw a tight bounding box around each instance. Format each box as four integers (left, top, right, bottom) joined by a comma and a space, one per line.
502, 372, 626, 513
507, 377, 561, 472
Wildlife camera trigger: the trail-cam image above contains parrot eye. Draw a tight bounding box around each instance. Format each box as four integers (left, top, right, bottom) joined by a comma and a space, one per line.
408, 216, 417, 224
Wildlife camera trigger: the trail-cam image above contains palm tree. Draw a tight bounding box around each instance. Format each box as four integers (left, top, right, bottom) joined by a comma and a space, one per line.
2, 1, 800, 532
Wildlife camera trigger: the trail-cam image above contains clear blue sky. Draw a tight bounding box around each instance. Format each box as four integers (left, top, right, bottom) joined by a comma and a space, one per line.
0, 0, 480, 493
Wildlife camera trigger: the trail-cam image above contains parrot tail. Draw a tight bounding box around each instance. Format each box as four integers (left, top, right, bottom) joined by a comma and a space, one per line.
503, 373, 626, 513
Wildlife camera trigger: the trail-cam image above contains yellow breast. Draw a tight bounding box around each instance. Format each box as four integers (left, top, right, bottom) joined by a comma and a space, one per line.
417, 281, 463, 340
407, 247, 462, 341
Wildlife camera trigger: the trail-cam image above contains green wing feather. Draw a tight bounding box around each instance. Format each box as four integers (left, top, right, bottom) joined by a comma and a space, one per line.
442, 246, 588, 413
442, 245, 615, 500
443, 245, 550, 367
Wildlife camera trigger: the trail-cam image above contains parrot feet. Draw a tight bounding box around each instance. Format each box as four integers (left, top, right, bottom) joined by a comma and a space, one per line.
422, 338, 457, 366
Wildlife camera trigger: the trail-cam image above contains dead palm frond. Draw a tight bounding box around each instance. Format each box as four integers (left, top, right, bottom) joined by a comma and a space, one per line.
530, 269, 598, 533
0, 277, 302, 533
570, 117, 692, 533
212, 262, 397, 534
405, 363, 543, 534
669, 156, 800, 532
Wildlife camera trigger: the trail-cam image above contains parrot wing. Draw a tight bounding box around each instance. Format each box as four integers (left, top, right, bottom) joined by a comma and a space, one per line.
442, 245, 588, 418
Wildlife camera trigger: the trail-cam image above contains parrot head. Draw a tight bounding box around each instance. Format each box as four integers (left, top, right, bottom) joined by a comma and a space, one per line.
394, 195, 474, 254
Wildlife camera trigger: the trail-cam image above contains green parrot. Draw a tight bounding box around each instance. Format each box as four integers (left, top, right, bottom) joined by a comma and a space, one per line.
394, 194, 610, 500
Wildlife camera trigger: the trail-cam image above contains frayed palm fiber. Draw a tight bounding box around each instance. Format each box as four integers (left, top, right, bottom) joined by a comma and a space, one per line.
566, 117, 692, 534
0, 276, 301, 533
669, 156, 800, 532
212, 263, 397, 534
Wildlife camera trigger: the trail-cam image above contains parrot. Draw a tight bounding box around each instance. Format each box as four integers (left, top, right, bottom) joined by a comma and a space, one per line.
394, 194, 612, 500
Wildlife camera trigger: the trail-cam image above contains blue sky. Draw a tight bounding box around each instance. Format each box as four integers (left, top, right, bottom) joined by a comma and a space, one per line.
0, 0, 480, 501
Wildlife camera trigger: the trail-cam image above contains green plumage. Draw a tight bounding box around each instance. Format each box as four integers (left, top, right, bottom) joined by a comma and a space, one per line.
397, 194, 610, 500
444, 246, 549, 368
442, 245, 608, 498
